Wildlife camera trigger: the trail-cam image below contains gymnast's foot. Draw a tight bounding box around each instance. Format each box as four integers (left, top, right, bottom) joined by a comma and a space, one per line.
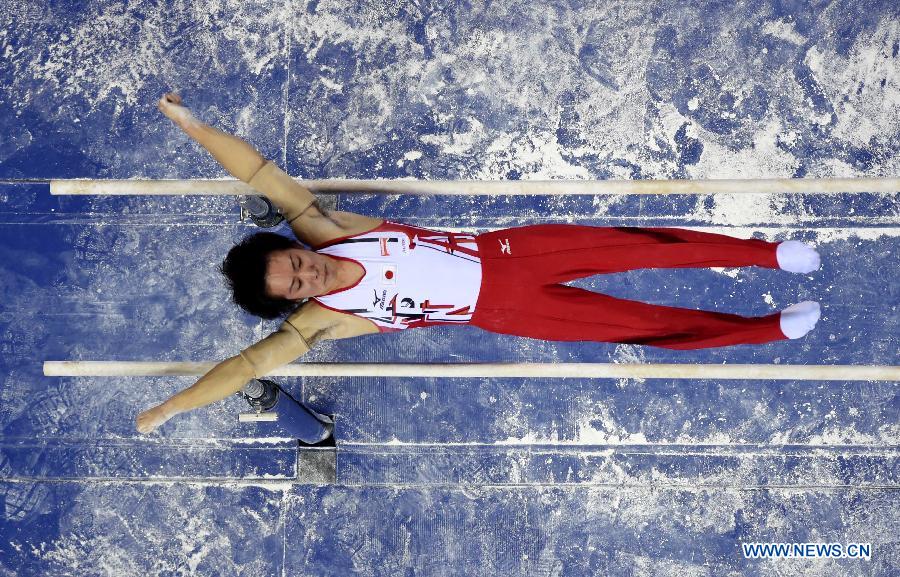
776, 240, 821, 273
779, 301, 821, 339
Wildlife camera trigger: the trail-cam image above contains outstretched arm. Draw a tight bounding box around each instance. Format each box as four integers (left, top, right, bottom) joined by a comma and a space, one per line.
157, 93, 381, 247
136, 323, 312, 433
136, 354, 257, 433
135, 302, 378, 433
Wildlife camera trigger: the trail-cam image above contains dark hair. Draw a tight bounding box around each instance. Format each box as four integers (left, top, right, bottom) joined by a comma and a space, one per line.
219, 232, 304, 319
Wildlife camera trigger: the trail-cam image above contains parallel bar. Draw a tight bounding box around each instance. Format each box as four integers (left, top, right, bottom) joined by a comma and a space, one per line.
50, 177, 900, 196
43, 361, 900, 381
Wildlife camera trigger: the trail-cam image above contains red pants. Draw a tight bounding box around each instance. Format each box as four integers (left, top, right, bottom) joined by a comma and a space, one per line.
470, 225, 788, 350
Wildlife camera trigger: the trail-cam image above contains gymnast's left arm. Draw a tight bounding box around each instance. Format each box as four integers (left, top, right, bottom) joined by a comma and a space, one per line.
156, 92, 380, 247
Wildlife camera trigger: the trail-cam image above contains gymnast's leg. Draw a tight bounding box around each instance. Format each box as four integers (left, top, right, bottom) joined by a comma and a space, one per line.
477, 224, 819, 284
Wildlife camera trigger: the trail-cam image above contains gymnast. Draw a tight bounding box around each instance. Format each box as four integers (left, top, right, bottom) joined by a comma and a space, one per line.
137, 93, 821, 433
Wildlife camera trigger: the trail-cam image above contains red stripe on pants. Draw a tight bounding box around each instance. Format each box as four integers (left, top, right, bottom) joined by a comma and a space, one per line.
470, 225, 788, 350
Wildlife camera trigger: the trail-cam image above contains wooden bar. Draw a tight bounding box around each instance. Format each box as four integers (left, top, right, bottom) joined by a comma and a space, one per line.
43, 361, 900, 381
50, 177, 900, 196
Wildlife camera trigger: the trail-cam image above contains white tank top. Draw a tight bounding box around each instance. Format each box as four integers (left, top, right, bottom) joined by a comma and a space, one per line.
312, 221, 482, 332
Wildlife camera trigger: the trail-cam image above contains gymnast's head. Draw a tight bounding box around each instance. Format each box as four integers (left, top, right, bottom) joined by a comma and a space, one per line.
220, 232, 325, 319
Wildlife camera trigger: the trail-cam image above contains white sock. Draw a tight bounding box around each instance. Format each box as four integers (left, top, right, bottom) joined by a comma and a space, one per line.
779, 301, 821, 339
776, 240, 821, 273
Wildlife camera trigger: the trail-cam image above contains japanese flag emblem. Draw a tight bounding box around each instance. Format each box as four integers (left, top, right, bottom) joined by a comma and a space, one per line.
382, 264, 397, 285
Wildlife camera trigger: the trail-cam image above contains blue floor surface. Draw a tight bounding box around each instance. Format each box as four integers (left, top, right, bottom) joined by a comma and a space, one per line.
1, 1, 898, 575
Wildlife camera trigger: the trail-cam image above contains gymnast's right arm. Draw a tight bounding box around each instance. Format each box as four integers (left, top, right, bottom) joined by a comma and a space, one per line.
135, 303, 369, 433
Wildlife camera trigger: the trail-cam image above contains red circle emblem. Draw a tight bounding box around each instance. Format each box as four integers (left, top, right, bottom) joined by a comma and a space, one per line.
385, 270, 394, 279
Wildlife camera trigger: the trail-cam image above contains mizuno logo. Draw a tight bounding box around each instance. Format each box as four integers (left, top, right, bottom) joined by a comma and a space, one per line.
373, 289, 387, 309
499, 239, 511, 254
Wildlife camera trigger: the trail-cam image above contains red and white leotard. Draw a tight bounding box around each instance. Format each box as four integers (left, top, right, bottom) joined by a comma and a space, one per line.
312, 221, 482, 332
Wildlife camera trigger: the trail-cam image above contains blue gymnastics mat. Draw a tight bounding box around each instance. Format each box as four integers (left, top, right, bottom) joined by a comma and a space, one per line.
1, 1, 898, 575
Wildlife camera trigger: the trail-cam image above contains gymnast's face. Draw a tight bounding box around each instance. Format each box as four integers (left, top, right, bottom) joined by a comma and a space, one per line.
265, 247, 332, 300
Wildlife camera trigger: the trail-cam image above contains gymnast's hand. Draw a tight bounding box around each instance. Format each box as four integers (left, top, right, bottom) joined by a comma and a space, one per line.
157, 92, 196, 128
136, 404, 175, 434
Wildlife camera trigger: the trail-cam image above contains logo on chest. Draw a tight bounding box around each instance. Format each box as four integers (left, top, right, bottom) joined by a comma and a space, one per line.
372, 289, 387, 310
381, 264, 397, 285
378, 237, 410, 256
